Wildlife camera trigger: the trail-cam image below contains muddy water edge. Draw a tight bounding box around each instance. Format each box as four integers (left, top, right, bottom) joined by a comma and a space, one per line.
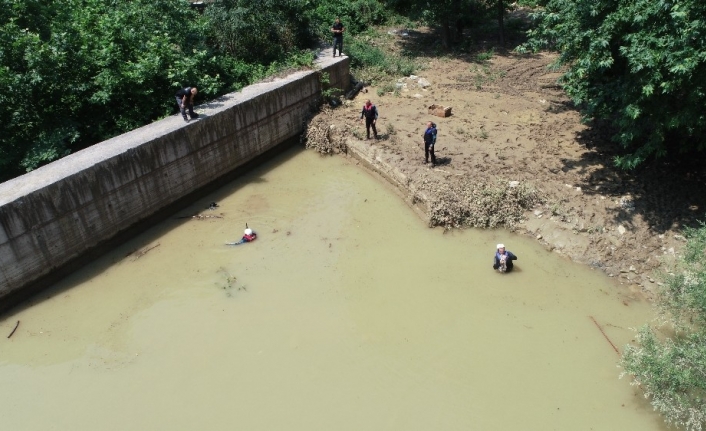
0, 147, 666, 431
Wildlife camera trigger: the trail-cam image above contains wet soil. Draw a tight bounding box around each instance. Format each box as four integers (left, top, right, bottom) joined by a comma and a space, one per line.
306, 27, 706, 297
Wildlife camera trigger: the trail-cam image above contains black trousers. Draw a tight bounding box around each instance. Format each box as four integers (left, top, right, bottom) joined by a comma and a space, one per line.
175, 96, 196, 118
333, 37, 343, 56
425, 142, 436, 164
365, 118, 378, 138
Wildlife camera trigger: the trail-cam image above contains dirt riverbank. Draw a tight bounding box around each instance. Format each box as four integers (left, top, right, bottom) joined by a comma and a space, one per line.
305, 28, 706, 297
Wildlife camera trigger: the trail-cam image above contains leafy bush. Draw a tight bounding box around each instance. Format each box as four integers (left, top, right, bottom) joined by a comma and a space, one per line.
522, 0, 706, 169
621, 221, 706, 431
0, 0, 217, 179
206, 0, 313, 64
0, 0, 321, 182
0, 0, 407, 182
346, 34, 418, 84
307, 0, 391, 39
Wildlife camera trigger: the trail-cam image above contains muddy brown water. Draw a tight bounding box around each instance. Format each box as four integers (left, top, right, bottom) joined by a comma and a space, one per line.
0, 148, 666, 431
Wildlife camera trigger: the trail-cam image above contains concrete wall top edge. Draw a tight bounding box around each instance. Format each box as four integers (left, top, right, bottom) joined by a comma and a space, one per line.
0, 53, 346, 206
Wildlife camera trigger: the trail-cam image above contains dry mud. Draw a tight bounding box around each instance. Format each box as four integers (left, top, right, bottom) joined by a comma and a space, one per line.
306, 30, 706, 297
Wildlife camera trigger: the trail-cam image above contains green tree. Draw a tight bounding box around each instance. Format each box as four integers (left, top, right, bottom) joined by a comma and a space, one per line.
205, 0, 313, 63
0, 0, 402, 182
523, 0, 706, 169
307, 0, 390, 39
621, 221, 706, 431
0, 0, 231, 181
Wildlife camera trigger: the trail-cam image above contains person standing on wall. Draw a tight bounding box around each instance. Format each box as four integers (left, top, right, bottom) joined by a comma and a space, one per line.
331, 18, 345, 57
360, 99, 379, 140
423, 121, 437, 166
175, 86, 198, 122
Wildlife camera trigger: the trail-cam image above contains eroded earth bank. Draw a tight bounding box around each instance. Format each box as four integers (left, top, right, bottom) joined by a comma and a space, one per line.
306, 30, 706, 296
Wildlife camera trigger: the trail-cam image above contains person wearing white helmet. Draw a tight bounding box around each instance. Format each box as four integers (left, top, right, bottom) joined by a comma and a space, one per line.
493, 243, 517, 273
226, 225, 257, 246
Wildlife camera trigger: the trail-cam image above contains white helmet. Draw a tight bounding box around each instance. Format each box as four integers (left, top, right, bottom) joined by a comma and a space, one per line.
496, 244, 505, 249
244, 228, 253, 235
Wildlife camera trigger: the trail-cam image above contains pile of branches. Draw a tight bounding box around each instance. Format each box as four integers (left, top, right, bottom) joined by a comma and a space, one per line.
418, 176, 543, 229
302, 107, 348, 155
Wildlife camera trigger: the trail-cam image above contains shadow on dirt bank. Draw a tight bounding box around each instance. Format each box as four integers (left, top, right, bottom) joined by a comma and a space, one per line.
394, 22, 706, 235
564, 124, 706, 233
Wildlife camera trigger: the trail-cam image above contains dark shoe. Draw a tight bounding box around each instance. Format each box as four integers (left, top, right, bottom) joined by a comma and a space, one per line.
190, 112, 199, 119
183, 115, 189, 122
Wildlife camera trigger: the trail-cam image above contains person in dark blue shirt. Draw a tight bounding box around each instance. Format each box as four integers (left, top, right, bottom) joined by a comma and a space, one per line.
493, 244, 518, 272
423, 121, 437, 166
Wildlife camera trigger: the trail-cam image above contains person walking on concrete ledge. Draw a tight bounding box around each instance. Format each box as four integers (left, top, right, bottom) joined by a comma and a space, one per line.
360, 99, 379, 140
175, 86, 198, 122
331, 18, 345, 57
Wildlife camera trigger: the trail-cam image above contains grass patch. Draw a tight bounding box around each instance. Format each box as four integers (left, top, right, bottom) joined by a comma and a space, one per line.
474, 48, 495, 62
470, 64, 506, 89
376, 82, 396, 97
347, 31, 421, 85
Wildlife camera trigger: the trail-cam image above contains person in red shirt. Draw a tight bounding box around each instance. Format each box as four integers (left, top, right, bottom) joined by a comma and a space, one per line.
360, 99, 379, 140
226, 228, 257, 245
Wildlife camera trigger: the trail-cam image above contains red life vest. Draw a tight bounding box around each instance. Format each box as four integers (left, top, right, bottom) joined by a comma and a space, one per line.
243, 233, 256, 242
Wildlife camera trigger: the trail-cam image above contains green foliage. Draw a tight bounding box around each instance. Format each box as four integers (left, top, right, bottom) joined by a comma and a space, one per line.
388, 0, 512, 47
0, 0, 221, 179
659, 222, 706, 330
206, 0, 312, 63
621, 220, 706, 431
347, 34, 418, 85
319, 71, 342, 102
522, 0, 706, 169
307, 0, 391, 39
0, 0, 410, 182
515, 0, 543, 7
622, 329, 706, 431
0, 0, 320, 182
475, 48, 495, 62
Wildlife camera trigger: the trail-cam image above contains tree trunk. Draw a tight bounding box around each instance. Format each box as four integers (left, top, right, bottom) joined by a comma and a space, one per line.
452, 0, 462, 42
498, 0, 505, 46
442, 19, 451, 48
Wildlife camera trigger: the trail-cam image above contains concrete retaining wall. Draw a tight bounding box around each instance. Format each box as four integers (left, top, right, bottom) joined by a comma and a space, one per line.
0, 53, 349, 311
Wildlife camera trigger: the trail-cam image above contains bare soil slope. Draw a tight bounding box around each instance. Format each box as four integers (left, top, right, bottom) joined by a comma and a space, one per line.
308, 28, 706, 296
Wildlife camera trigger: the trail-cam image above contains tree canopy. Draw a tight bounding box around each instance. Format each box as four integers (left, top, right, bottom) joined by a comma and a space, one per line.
0, 0, 225, 180
0, 0, 394, 182
523, 0, 706, 168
